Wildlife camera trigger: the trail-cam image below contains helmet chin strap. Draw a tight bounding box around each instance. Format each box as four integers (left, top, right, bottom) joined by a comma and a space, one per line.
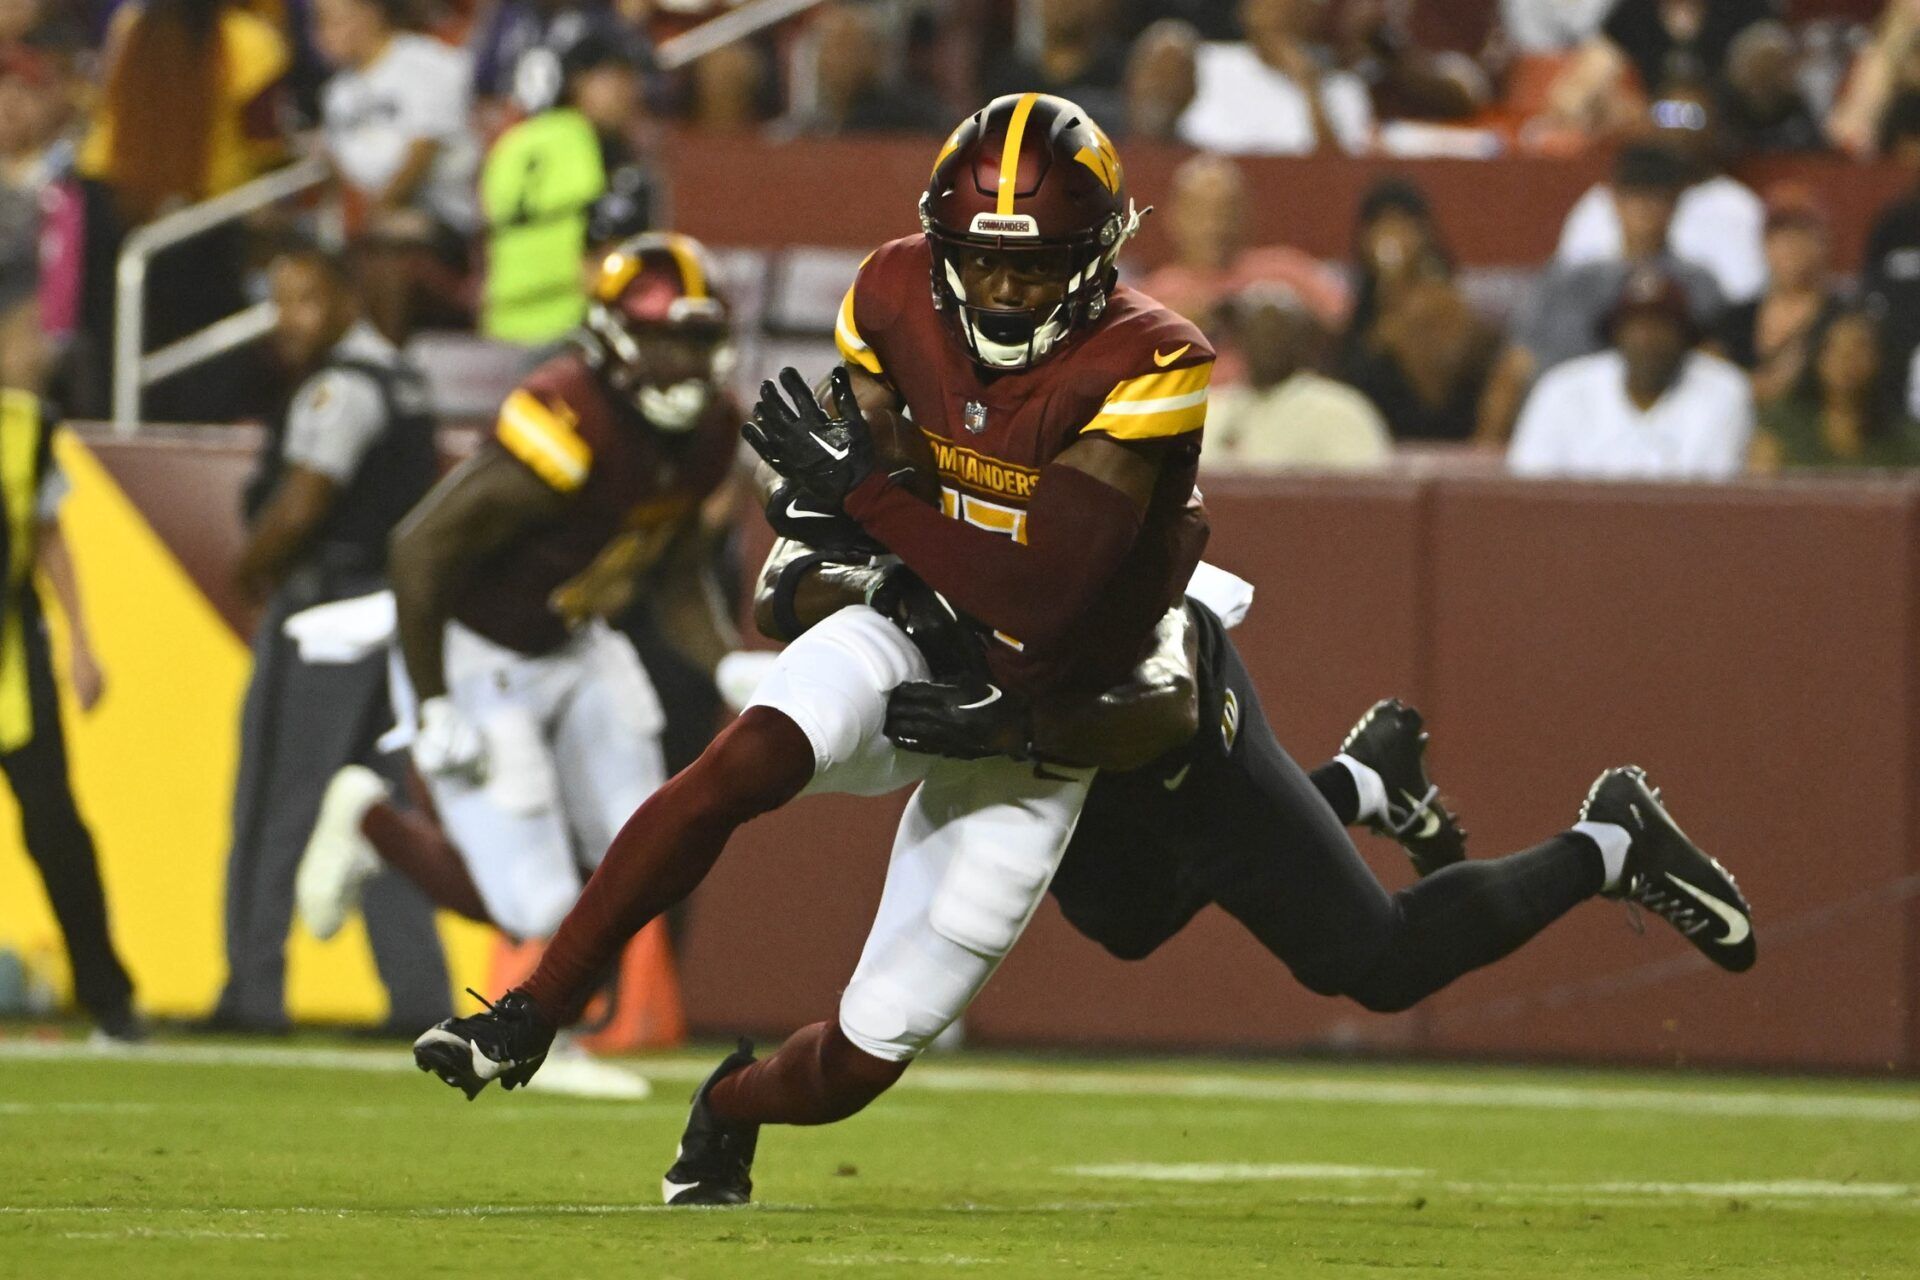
941, 258, 1070, 369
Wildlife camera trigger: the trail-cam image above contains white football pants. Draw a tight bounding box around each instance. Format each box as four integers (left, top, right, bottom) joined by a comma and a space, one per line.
390, 620, 669, 938
746, 605, 1094, 1063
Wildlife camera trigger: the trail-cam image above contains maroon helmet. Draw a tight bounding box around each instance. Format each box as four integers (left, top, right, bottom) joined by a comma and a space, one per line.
581, 232, 734, 430
920, 93, 1143, 370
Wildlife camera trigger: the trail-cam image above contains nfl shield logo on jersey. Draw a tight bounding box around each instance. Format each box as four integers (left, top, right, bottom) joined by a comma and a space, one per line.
963, 400, 988, 434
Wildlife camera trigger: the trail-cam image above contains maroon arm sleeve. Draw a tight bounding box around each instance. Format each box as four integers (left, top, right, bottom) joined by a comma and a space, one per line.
842, 462, 1143, 652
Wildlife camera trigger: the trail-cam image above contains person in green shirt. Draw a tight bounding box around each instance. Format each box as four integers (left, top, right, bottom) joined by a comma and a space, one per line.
1753, 304, 1920, 471
481, 21, 657, 345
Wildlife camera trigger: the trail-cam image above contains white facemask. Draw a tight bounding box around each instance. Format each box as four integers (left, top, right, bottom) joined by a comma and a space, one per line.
638, 379, 711, 432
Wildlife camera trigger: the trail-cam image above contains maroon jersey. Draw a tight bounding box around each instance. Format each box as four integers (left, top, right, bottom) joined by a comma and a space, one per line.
837, 234, 1213, 698
452, 350, 738, 654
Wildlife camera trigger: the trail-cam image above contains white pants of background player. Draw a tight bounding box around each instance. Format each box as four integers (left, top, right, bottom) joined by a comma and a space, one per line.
746, 603, 1096, 1063
389, 619, 669, 939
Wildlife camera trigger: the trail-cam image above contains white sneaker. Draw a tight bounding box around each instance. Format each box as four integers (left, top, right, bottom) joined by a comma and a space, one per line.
295, 766, 389, 940
524, 1033, 652, 1100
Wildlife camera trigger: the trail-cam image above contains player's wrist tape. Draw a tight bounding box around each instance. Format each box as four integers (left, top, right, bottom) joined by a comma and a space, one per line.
772, 550, 866, 640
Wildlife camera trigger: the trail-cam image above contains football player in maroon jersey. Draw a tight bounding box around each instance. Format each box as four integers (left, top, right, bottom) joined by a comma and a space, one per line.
292, 233, 742, 988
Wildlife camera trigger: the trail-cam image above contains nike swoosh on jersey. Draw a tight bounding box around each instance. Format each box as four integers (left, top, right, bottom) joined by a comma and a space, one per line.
785, 500, 833, 519
1664, 872, 1750, 946
1153, 343, 1192, 367
1162, 762, 1192, 791
810, 432, 850, 460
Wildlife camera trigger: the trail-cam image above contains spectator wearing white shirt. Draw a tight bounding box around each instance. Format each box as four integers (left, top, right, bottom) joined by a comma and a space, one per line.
1202, 286, 1390, 472
1555, 79, 1765, 304
1509, 266, 1753, 480
1178, 0, 1372, 155
315, 0, 478, 335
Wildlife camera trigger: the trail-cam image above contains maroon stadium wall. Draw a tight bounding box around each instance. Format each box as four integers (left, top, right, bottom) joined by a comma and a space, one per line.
91, 432, 1920, 1073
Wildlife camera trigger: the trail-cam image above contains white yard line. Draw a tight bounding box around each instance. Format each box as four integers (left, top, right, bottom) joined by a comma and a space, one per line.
4, 1038, 1916, 1123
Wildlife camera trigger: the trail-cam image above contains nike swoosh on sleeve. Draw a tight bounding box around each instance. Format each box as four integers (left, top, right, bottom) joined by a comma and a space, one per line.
1153, 344, 1192, 368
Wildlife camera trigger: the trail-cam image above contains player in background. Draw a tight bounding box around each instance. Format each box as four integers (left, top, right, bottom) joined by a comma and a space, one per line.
291, 234, 741, 1013
412, 95, 1217, 1158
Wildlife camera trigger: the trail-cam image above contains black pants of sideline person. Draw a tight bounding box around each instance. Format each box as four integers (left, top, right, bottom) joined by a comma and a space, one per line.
4, 600, 135, 1025
212, 576, 452, 1033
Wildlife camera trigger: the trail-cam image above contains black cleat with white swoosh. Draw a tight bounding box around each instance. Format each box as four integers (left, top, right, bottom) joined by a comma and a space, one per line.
1582, 766, 1756, 973
412, 989, 554, 1100
1338, 700, 1467, 876
663, 1040, 760, 1206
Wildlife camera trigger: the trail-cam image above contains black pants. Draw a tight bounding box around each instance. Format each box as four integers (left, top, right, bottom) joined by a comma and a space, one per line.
1051, 604, 1602, 1013
215, 576, 452, 1030
3, 607, 133, 1021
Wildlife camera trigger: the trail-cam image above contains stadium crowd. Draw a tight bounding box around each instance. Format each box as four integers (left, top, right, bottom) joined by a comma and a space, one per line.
0, 1, 1916, 477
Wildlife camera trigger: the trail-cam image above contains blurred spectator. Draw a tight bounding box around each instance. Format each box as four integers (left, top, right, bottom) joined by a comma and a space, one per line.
482, 18, 657, 345
1753, 305, 1920, 471
1881, 89, 1920, 166
983, 0, 1127, 126
1827, 0, 1920, 158
1122, 18, 1198, 142
215, 244, 450, 1035
78, 0, 290, 422
315, 0, 478, 338
1136, 152, 1349, 357
1335, 0, 1486, 122
1556, 83, 1764, 304
1715, 185, 1840, 408
0, 207, 139, 1042
0, 48, 61, 189
1480, 145, 1723, 443
0, 0, 84, 61
1178, 0, 1373, 154
1721, 20, 1822, 154
1202, 285, 1389, 471
1548, 0, 1773, 138
1509, 265, 1752, 480
690, 37, 772, 130
785, 2, 948, 136
1862, 142, 1920, 414
473, 0, 610, 109
1336, 178, 1498, 442
1497, 0, 1615, 54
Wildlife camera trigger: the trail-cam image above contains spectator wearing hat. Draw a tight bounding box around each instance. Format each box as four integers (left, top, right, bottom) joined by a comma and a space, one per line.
1336, 177, 1499, 443
1478, 144, 1723, 444
1753, 304, 1920, 472
1556, 77, 1765, 305
1202, 285, 1390, 472
480, 17, 658, 346
1716, 185, 1842, 410
1508, 265, 1752, 480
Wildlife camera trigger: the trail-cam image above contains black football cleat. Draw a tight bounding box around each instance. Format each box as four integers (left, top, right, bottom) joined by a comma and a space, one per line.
1582, 766, 1755, 973
662, 1040, 760, 1206
1339, 699, 1467, 876
413, 989, 555, 1100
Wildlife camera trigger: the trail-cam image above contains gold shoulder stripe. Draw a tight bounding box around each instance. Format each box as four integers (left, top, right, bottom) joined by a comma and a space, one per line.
996, 92, 1040, 216
497, 389, 591, 491
1079, 360, 1213, 441
834, 281, 883, 376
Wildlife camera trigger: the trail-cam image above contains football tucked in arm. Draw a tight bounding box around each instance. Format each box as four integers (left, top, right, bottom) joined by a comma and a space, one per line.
865, 405, 941, 505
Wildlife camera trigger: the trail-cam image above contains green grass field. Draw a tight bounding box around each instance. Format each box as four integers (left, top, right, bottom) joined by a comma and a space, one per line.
1, 1033, 1915, 1278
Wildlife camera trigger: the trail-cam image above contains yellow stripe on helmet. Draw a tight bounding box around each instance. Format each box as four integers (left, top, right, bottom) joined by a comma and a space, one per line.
663, 233, 708, 301
995, 92, 1040, 217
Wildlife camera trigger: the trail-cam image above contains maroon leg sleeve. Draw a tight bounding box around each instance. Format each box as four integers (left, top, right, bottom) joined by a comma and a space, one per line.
707, 1021, 908, 1126
360, 801, 494, 926
515, 707, 815, 1027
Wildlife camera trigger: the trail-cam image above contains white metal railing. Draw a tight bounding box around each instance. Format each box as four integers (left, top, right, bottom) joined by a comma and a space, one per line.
112, 155, 329, 436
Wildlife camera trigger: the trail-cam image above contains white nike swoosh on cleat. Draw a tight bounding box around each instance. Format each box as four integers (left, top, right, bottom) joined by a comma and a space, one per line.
662, 1177, 698, 1204
468, 1039, 508, 1081
810, 432, 850, 460
957, 686, 1002, 711
1162, 763, 1192, 791
1399, 790, 1443, 840
1664, 872, 1750, 946
784, 500, 833, 519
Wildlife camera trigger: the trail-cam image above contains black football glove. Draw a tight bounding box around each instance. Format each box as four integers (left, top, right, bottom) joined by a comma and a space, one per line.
885, 679, 1032, 761
866, 564, 986, 682
763, 479, 886, 556
742, 365, 875, 509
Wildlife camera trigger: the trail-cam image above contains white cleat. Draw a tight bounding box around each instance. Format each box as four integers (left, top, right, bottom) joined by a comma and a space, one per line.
523, 1034, 651, 1101
295, 765, 389, 940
